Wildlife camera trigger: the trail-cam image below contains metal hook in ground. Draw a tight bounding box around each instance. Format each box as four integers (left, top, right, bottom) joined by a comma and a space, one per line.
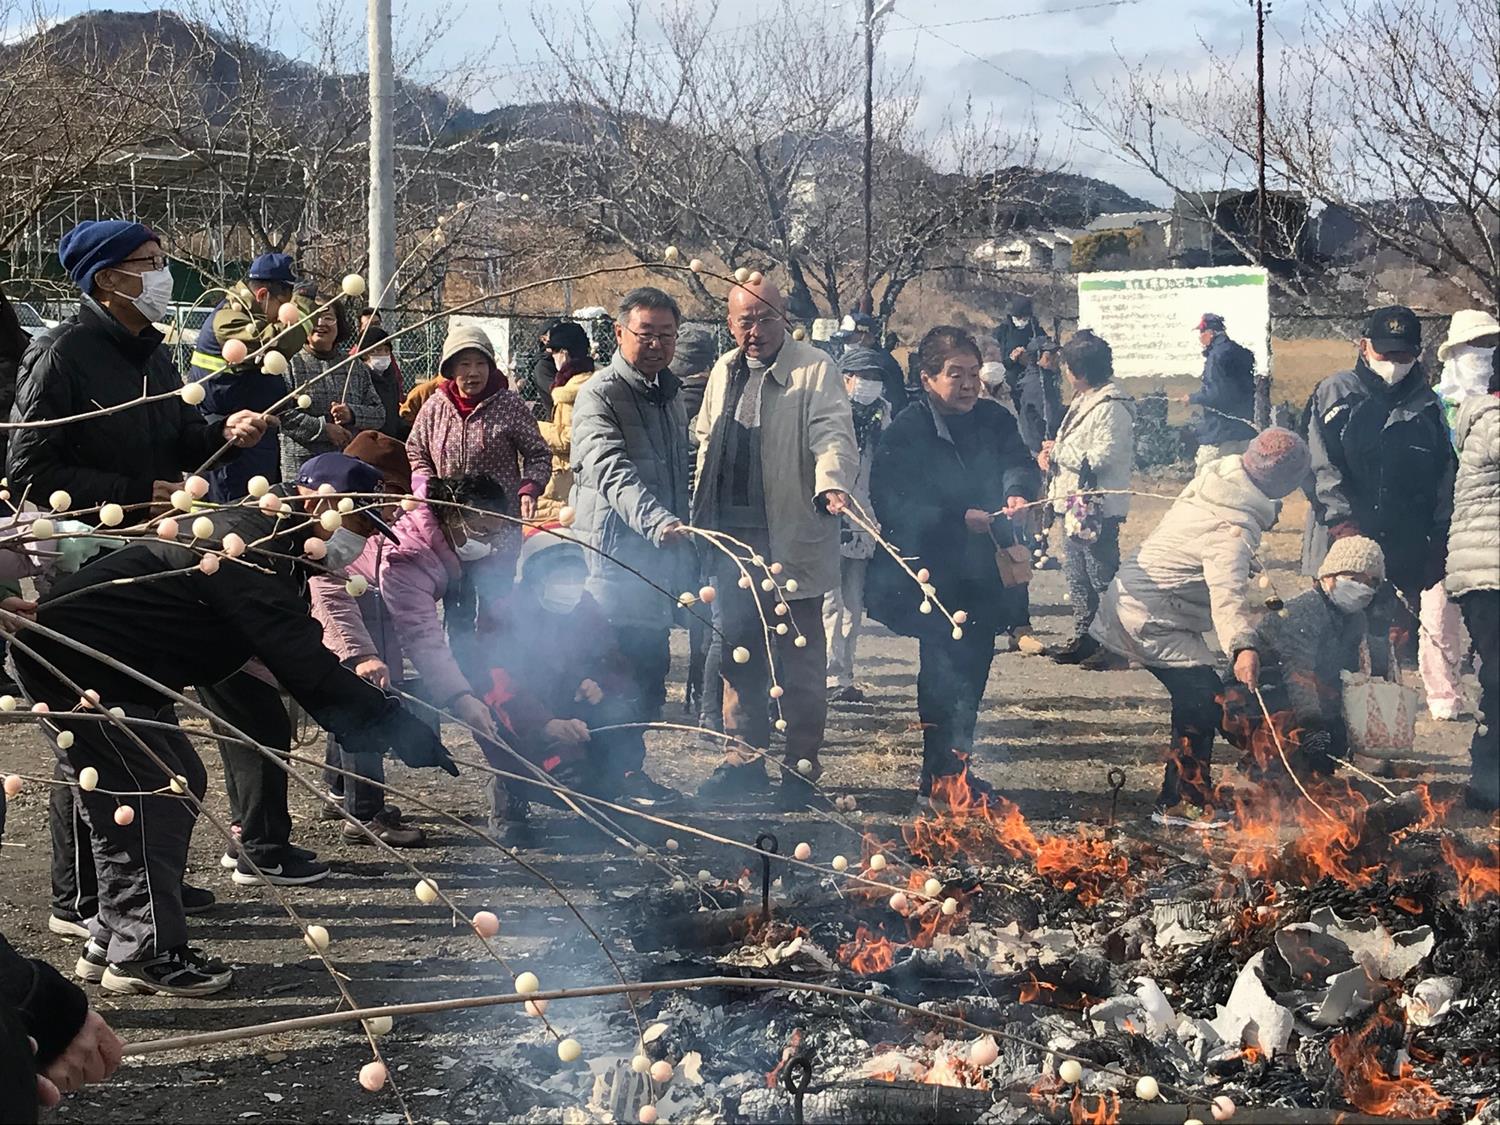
783, 1055, 813, 1124
755, 831, 780, 922
1106, 767, 1127, 833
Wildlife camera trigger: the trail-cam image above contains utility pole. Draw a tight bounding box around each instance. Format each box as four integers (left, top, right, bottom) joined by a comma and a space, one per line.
1253, 0, 1272, 429
367, 0, 396, 308
862, 0, 875, 309
870, 0, 888, 315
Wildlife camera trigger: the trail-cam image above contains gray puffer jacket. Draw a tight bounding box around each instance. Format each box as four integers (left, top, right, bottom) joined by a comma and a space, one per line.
1243, 585, 1365, 727
1446, 393, 1499, 598
569, 351, 693, 628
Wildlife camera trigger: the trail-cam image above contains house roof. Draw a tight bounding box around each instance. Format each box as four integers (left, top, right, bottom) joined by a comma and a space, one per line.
1085, 210, 1170, 232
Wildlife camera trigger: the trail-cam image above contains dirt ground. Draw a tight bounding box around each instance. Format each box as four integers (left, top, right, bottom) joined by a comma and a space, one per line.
0, 500, 1484, 1124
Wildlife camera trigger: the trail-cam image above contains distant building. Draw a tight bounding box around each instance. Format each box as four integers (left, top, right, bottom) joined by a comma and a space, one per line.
971, 228, 1082, 272
1169, 190, 1309, 267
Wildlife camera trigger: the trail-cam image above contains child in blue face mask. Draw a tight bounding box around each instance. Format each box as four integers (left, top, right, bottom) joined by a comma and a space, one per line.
476, 532, 682, 843
1222, 536, 1387, 778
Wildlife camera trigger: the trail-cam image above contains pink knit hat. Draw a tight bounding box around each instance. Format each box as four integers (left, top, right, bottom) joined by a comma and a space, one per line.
1241, 427, 1310, 499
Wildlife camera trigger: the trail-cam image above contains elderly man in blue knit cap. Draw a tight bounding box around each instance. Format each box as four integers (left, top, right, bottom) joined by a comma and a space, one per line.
8, 220, 268, 515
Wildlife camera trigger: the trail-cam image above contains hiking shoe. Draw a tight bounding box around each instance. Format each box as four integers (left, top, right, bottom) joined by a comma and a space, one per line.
48, 913, 91, 940
829, 685, 867, 703
101, 946, 232, 997
778, 770, 820, 810
617, 770, 683, 810
318, 793, 346, 821
1012, 629, 1047, 657
1079, 647, 1130, 672
181, 883, 216, 915
1051, 635, 1099, 665
74, 939, 109, 984
1150, 803, 1232, 831
231, 853, 330, 886
696, 759, 773, 801
342, 813, 425, 848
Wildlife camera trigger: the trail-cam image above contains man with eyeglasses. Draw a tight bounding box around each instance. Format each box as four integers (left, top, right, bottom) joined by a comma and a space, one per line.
564, 287, 692, 808
189, 252, 317, 501
693, 277, 858, 807
9, 220, 270, 518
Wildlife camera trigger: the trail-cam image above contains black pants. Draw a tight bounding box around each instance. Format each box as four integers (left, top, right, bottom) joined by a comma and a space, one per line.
1064, 517, 1122, 637
1147, 664, 1224, 807
324, 735, 387, 822
1460, 590, 1499, 800
198, 673, 293, 864
614, 625, 670, 723
916, 626, 998, 779
23, 680, 208, 964
49, 765, 95, 923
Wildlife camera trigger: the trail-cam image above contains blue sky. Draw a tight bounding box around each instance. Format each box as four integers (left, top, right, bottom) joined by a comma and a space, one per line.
32, 0, 1322, 203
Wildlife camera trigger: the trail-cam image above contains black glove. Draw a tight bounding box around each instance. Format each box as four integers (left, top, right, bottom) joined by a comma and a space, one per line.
341, 697, 459, 776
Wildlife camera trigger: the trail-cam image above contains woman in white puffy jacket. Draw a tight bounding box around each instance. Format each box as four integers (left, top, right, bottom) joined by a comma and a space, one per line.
1041, 330, 1136, 662
1090, 427, 1311, 827
1446, 352, 1499, 810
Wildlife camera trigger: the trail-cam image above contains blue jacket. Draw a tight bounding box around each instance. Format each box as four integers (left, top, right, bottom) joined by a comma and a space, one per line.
1191, 333, 1257, 444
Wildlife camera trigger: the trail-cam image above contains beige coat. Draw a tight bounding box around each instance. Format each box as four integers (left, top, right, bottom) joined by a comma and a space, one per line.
692, 337, 858, 600
536, 370, 592, 523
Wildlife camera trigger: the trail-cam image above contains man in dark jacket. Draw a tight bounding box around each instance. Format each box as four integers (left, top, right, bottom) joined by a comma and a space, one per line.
1015, 336, 1064, 455
1302, 306, 1456, 629
569, 288, 692, 799
8, 220, 269, 516
992, 295, 1045, 390
0, 929, 122, 1120
189, 251, 315, 501
1186, 312, 1257, 468
10, 498, 453, 998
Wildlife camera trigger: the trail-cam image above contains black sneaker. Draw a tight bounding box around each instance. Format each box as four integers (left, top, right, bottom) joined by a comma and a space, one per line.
617, 770, 683, 809
1079, 647, 1130, 672
920, 768, 997, 812
181, 883, 216, 915
777, 770, 819, 810
232, 854, 330, 886
74, 938, 109, 983
101, 946, 233, 997
830, 685, 867, 704
696, 759, 773, 801
1051, 635, 1099, 665
222, 839, 319, 869
48, 912, 91, 940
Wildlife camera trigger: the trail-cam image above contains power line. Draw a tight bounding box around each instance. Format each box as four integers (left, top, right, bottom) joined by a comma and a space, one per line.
884, 0, 1146, 34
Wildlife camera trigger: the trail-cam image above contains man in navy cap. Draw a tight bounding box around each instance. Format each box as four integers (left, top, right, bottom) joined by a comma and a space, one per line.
1303, 305, 1456, 650
189, 251, 316, 501
9, 220, 269, 516
1183, 312, 1257, 470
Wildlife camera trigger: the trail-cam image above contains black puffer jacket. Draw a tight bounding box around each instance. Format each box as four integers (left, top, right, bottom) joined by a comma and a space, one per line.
1302, 358, 1456, 594
867, 397, 1039, 638
15, 506, 452, 772
1015, 361, 1063, 454
8, 297, 226, 511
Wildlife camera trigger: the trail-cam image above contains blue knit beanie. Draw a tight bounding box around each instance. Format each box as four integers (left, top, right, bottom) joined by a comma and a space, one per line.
58, 220, 157, 294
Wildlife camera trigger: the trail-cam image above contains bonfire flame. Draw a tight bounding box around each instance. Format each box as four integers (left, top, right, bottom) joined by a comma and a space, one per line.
1330, 1002, 1450, 1118
838, 924, 896, 974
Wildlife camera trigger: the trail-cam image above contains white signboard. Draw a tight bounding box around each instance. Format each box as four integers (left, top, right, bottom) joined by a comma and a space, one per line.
1076, 266, 1270, 379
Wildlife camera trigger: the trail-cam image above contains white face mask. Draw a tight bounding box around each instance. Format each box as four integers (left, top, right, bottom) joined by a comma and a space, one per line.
1443, 345, 1495, 398
119, 265, 173, 322
321, 527, 368, 572
1327, 576, 1376, 613
367, 355, 392, 373
454, 537, 493, 563
539, 579, 586, 613
1011, 316, 1029, 328
1365, 352, 1415, 386
850, 378, 882, 406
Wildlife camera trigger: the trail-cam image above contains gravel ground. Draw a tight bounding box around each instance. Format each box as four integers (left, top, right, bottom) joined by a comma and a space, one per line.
0, 523, 1481, 1123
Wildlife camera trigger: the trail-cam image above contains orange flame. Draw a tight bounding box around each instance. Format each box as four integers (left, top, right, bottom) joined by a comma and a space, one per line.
1069, 1090, 1121, 1124
764, 1029, 804, 1089
1330, 1005, 1450, 1118
1019, 973, 1058, 1004
838, 924, 896, 974
1439, 836, 1500, 905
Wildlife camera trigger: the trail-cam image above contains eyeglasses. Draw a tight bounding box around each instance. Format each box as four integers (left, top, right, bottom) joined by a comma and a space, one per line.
731, 315, 783, 332
621, 325, 677, 346
117, 254, 169, 270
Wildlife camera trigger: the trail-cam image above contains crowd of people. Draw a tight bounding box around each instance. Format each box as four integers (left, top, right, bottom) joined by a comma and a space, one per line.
0, 216, 1495, 1114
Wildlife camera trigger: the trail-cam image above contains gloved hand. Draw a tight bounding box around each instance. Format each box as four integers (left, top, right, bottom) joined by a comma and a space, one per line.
342, 699, 459, 776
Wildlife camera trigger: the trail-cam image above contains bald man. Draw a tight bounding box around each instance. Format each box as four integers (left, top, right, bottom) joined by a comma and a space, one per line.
692, 280, 858, 806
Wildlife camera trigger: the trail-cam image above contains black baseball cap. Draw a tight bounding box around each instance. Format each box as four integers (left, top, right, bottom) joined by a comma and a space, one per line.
296, 453, 399, 541
1364, 306, 1421, 355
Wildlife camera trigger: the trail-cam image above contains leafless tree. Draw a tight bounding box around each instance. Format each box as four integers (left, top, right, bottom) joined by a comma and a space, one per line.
1072, 0, 1499, 309
526, 0, 1046, 321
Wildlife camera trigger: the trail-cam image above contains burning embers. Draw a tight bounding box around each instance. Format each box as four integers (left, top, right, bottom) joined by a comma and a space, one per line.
836, 924, 896, 975
1331, 1001, 1451, 1118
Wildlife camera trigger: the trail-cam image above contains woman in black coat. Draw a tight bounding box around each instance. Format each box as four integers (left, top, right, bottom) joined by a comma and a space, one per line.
868, 326, 1039, 804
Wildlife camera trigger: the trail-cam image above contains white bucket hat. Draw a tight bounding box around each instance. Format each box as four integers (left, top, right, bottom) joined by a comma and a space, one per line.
1438, 309, 1500, 362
